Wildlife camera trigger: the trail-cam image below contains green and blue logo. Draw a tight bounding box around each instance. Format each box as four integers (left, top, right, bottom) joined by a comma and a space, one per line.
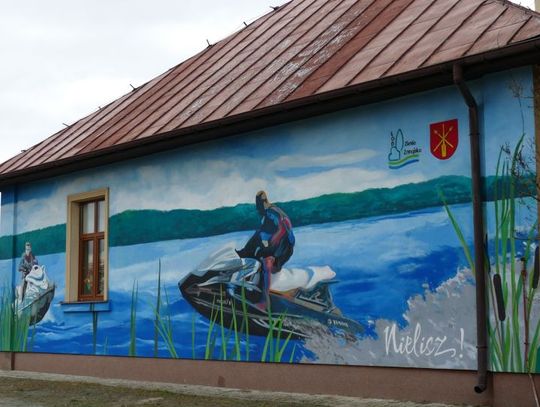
388, 129, 421, 170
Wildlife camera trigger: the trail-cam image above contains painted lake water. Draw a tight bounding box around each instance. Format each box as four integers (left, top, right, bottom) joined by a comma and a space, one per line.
6, 203, 485, 367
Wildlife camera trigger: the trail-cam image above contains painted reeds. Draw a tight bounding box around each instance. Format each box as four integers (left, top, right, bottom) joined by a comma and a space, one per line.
260, 307, 294, 363
444, 135, 540, 372
149, 261, 179, 358
194, 286, 295, 363
0, 287, 31, 352
141, 260, 295, 362
154, 286, 179, 358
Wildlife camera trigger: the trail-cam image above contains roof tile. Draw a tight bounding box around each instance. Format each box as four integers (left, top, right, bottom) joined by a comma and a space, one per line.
424, 2, 506, 66
511, 13, 540, 42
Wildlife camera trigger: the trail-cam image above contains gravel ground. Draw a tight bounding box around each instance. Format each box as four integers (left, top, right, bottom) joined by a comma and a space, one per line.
0, 370, 475, 407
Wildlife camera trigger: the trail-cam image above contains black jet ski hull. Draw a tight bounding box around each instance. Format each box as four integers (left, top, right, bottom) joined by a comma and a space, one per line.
179, 276, 363, 340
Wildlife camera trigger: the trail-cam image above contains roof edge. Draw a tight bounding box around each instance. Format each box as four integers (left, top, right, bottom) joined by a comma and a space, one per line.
2, 37, 540, 188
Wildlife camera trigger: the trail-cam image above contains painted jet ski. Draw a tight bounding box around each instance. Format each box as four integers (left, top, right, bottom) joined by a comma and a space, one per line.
179, 245, 364, 340
16, 265, 55, 325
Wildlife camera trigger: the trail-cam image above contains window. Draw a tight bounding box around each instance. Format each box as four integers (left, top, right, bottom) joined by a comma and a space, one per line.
66, 189, 109, 302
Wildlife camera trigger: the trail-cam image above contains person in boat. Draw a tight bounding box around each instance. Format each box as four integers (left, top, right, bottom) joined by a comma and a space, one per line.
18, 242, 38, 300
236, 190, 295, 310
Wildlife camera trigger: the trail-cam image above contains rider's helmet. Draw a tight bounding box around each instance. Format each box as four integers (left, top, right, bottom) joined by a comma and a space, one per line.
256, 191, 270, 216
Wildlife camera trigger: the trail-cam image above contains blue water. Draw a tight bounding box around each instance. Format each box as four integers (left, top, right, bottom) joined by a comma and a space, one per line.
24, 204, 475, 363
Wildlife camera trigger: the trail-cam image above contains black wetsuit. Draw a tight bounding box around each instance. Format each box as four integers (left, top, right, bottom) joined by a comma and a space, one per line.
238, 205, 295, 272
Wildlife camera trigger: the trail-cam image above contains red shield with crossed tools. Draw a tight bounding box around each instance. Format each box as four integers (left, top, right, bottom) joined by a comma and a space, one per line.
430, 119, 458, 160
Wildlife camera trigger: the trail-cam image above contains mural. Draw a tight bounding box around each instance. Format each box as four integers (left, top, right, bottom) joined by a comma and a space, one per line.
0, 67, 536, 372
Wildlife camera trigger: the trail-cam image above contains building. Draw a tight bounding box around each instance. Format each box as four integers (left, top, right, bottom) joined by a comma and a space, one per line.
1, 0, 540, 405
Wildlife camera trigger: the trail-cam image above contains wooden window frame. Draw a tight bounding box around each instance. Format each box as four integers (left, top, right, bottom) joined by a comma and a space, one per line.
78, 199, 105, 301
66, 188, 109, 303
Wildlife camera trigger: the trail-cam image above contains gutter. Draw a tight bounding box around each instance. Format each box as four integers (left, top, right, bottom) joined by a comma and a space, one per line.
1, 38, 540, 187
453, 64, 487, 394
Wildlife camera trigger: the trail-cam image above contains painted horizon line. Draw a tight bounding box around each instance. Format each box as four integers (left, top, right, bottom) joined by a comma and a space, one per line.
0, 174, 535, 260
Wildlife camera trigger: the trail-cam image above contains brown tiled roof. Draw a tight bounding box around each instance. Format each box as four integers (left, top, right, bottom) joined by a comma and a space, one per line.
2, 0, 540, 179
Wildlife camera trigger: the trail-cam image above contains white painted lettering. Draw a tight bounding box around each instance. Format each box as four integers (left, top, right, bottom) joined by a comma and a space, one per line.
384, 323, 462, 360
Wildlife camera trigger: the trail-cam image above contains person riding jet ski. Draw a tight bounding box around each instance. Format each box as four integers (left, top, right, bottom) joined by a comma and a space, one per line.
236, 190, 295, 310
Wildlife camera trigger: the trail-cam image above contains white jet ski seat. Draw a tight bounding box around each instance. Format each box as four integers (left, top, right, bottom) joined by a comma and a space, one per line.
196, 245, 336, 293
270, 265, 336, 293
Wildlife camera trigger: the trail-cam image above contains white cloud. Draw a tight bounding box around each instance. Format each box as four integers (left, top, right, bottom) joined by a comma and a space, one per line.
270, 148, 377, 170
274, 166, 425, 202
5, 140, 427, 235
110, 160, 425, 213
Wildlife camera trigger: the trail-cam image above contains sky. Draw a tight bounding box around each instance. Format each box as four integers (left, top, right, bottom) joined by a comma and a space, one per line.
0, 0, 536, 165
0, 0, 289, 164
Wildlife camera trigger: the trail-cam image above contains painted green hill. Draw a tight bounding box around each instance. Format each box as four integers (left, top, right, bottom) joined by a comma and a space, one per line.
108, 175, 473, 247
0, 174, 534, 260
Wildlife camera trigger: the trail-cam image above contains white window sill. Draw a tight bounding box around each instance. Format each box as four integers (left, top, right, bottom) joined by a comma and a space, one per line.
60, 301, 110, 313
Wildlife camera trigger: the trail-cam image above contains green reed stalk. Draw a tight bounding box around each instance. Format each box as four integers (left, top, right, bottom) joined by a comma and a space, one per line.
204, 296, 219, 360
444, 134, 539, 373
154, 259, 162, 357
261, 308, 274, 363
0, 288, 13, 351
275, 314, 294, 362
230, 300, 241, 361
440, 194, 474, 272
219, 289, 227, 360
241, 285, 250, 361
0, 287, 31, 352
261, 309, 293, 363
129, 280, 138, 356
153, 287, 178, 358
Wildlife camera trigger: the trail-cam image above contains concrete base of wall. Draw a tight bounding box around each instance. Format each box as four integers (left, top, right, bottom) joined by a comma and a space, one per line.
2, 352, 540, 406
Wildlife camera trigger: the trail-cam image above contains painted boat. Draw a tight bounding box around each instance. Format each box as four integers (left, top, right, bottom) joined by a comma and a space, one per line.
16, 265, 55, 325
179, 245, 364, 340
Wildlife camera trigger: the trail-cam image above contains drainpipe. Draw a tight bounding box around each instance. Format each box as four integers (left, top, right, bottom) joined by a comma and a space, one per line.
453, 64, 487, 394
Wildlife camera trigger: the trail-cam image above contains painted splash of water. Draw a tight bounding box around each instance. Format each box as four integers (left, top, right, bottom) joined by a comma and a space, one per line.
301, 268, 477, 370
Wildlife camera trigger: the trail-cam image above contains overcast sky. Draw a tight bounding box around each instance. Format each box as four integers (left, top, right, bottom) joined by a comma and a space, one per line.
0, 0, 535, 165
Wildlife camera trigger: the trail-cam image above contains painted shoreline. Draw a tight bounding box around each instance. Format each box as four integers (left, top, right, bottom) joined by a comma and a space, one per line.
1, 174, 535, 260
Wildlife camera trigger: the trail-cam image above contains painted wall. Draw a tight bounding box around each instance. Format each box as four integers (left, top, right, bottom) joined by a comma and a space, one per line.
0, 67, 536, 372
